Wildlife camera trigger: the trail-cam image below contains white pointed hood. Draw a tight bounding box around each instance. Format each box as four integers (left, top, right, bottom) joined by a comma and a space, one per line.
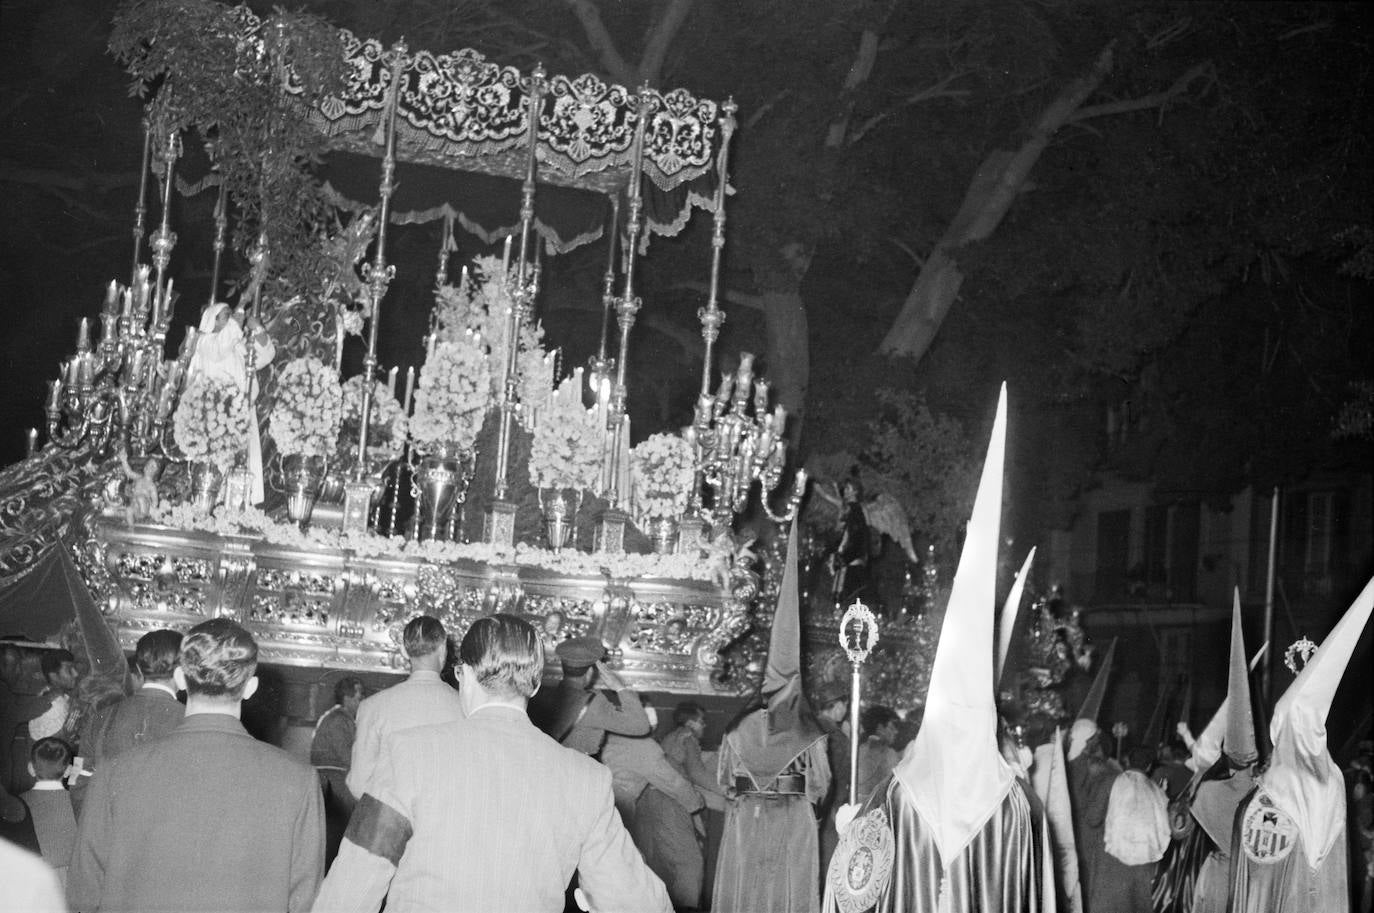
1191, 590, 1263, 771
997, 547, 1036, 685
1259, 575, 1374, 867
894, 384, 1014, 867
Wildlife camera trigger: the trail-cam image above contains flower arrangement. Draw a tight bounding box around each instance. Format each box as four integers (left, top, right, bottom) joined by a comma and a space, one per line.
528, 377, 602, 491
269, 356, 344, 457
410, 336, 492, 453
631, 432, 696, 522
338, 375, 408, 458
433, 256, 551, 407
172, 375, 252, 469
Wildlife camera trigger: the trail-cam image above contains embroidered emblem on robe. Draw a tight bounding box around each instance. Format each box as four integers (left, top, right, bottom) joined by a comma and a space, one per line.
828, 808, 895, 913
1240, 793, 1297, 864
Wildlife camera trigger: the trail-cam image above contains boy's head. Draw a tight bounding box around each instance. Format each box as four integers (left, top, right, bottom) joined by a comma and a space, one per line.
30, 737, 73, 781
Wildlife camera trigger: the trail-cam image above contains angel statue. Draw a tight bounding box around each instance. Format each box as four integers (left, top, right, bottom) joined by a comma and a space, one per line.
814, 476, 920, 609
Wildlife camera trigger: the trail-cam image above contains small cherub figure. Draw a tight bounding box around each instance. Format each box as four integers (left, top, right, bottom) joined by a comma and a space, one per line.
119, 450, 162, 525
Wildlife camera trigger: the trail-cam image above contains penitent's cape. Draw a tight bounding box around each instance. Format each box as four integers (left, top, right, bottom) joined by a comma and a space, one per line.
1229, 576, 1373, 913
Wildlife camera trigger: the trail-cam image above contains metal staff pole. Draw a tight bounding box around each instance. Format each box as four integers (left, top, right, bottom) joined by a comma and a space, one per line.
839, 598, 879, 806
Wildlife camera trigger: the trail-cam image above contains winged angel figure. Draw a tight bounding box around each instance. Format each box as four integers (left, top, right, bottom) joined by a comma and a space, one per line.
813, 478, 920, 606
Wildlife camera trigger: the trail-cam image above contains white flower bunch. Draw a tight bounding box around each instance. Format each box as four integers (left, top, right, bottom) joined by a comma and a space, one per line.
339, 375, 408, 457
434, 257, 550, 405
631, 432, 696, 521
172, 375, 252, 469
411, 337, 492, 452
529, 379, 602, 491
269, 357, 344, 457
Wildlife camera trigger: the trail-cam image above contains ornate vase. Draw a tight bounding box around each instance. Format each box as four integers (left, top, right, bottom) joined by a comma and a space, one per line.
539, 488, 582, 551
189, 462, 223, 513
282, 454, 327, 527
414, 442, 474, 542
648, 516, 679, 554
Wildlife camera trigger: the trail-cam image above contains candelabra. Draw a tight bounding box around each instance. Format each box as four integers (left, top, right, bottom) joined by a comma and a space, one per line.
44, 267, 188, 459
693, 353, 789, 533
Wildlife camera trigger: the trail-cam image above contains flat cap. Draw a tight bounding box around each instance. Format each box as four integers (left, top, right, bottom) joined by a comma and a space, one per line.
555, 636, 606, 670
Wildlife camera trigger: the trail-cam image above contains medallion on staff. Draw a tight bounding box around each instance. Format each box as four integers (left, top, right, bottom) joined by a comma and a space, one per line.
839, 598, 879, 805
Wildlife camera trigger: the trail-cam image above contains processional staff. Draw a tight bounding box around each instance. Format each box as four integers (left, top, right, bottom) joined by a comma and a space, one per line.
839, 598, 879, 806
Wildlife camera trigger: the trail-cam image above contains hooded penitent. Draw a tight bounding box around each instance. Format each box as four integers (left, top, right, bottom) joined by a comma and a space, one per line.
893, 384, 1014, 868
1257, 576, 1374, 868
1067, 638, 1115, 762
996, 548, 1036, 687
1032, 727, 1083, 913
731, 520, 825, 780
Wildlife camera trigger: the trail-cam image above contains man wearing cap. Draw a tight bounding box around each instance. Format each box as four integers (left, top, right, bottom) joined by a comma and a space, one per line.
347, 615, 464, 799
534, 635, 651, 757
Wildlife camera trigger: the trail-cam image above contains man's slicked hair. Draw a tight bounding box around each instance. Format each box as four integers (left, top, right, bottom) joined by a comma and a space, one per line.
673, 701, 706, 728
403, 615, 448, 659
180, 618, 258, 697
458, 614, 544, 700
135, 629, 183, 680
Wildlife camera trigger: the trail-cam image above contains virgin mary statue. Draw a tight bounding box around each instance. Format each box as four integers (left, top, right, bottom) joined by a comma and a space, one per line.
188, 302, 276, 503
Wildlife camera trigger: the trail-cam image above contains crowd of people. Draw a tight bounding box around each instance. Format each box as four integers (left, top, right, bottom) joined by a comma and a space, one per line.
1, 385, 1372, 913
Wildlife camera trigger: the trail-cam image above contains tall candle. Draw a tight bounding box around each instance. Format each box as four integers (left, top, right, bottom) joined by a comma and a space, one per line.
402, 366, 415, 414
501, 235, 513, 275
121, 289, 133, 318
387, 366, 399, 398
335, 318, 345, 373
46, 380, 62, 411
76, 318, 91, 353
103, 280, 119, 314
426, 333, 437, 365
25, 428, 38, 457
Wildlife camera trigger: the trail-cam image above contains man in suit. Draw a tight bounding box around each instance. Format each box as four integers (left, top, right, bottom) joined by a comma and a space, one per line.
70, 629, 184, 812
347, 615, 463, 799
68, 617, 325, 913
310, 613, 671, 913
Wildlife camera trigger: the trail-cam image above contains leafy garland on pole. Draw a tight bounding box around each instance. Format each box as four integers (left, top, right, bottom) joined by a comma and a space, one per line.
108, 0, 349, 316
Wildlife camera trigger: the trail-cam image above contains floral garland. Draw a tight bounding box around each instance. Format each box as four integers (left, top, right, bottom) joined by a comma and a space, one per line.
411, 337, 491, 453
172, 375, 251, 469
338, 375, 408, 458
631, 432, 696, 522
528, 377, 602, 490
145, 503, 721, 582
268, 356, 344, 457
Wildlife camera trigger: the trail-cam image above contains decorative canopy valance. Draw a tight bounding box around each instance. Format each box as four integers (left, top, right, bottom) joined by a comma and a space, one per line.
183, 5, 728, 253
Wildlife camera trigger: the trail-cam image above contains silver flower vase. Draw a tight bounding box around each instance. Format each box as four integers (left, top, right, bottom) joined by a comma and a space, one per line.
189, 462, 223, 514
282, 454, 327, 528
648, 517, 679, 554
414, 443, 475, 542
539, 488, 583, 551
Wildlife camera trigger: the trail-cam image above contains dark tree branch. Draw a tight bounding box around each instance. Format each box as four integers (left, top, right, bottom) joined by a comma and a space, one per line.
1069, 61, 1215, 125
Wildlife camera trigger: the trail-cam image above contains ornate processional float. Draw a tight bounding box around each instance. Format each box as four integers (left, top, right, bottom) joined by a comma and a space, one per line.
0, 2, 1087, 714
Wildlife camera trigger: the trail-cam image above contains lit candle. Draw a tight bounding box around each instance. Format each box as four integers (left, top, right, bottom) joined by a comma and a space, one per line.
716, 372, 734, 405
388, 366, 399, 398
45, 380, 62, 411
103, 280, 119, 314
78, 353, 95, 388
753, 378, 770, 416
459, 265, 469, 290
426, 333, 437, 365
101, 314, 118, 347
402, 366, 415, 414
179, 327, 199, 359
76, 318, 91, 353
25, 428, 38, 457
501, 235, 513, 275
335, 317, 345, 373
773, 403, 787, 432
121, 289, 132, 318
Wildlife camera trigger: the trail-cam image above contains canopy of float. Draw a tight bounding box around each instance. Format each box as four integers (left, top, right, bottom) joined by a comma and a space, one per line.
176, 6, 727, 255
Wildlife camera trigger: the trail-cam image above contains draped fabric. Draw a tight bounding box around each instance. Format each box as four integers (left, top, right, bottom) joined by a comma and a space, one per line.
712, 717, 830, 913
1067, 754, 1118, 903
823, 774, 1042, 913
1230, 788, 1349, 913
1153, 816, 1214, 913
1151, 764, 1256, 913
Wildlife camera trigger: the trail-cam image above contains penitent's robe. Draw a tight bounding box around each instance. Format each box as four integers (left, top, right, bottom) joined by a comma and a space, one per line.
1228, 787, 1349, 913
822, 773, 1043, 913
